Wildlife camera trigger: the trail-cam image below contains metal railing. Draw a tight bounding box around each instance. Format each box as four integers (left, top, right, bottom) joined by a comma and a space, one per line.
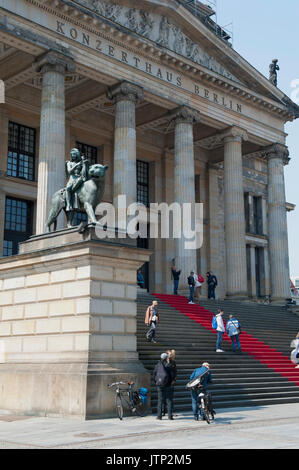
176, 0, 232, 44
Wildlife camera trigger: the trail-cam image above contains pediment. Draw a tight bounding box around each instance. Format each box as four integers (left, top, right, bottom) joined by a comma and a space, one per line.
71, 0, 298, 112
75, 0, 242, 84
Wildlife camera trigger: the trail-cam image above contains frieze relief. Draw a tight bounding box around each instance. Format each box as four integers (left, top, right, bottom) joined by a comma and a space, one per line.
76, 0, 241, 83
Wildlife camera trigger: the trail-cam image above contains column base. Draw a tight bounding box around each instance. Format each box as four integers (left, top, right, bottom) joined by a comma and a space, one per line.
270, 298, 288, 306
225, 293, 249, 301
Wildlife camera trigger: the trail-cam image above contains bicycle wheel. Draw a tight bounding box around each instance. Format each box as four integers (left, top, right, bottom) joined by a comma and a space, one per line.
134, 396, 148, 417
115, 393, 124, 420
202, 401, 210, 424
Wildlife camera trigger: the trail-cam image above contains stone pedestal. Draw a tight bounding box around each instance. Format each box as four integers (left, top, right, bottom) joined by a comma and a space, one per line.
0, 227, 151, 419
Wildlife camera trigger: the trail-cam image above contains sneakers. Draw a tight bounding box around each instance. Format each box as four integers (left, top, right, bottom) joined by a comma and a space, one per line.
188, 301, 194, 304
216, 349, 225, 353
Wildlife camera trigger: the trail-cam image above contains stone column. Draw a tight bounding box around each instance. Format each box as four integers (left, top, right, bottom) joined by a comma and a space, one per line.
0, 107, 8, 255
170, 106, 200, 291
249, 245, 257, 298
265, 144, 290, 302
208, 164, 225, 299
222, 127, 248, 298
34, 51, 75, 234
107, 81, 144, 228
0, 187, 5, 256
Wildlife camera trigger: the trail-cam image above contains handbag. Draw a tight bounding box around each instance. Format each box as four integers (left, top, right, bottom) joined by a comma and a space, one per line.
232, 320, 242, 335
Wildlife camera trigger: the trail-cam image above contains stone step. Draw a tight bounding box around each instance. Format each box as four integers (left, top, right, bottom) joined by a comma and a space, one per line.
137, 293, 299, 411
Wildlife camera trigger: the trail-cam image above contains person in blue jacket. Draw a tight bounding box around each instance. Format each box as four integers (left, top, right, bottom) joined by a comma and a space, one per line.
226, 314, 242, 353
189, 363, 212, 421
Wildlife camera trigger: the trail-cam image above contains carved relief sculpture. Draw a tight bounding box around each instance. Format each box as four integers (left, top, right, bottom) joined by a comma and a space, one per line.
139, 10, 154, 38
157, 16, 171, 47
125, 8, 139, 32
74, 1, 240, 82
172, 25, 185, 55
105, 3, 122, 22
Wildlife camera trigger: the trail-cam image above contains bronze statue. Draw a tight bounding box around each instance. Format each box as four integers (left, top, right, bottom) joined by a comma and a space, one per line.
46, 148, 108, 232
65, 148, 90, 212
269, 59, 279, 87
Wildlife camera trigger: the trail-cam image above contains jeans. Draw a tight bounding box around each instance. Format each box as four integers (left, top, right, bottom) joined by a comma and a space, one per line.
208, 284, 216, 299
191, 389, 207, 418
173, 279, 179, 295
191, 389, 199, 417
189, 285, 194, 302
216, 331, 224, 350
157, 385, 173, 419
147, 321, 157, 341
230, 334, 241, 351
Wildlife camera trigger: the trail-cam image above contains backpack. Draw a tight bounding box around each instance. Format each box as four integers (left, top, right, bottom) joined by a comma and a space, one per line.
186, 369, 209, 390
154, 361, 170, 387
212, 316, 217, 330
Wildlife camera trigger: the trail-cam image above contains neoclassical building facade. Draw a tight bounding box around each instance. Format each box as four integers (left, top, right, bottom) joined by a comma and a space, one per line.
0, 0, 298, 302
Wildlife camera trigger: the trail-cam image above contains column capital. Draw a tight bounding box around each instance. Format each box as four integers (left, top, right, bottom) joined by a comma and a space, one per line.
107, 81, 144, 104
222, 126, 248, 143
34, 50, 76, 75
263, 143, 290, 165
169, 105, 200, 125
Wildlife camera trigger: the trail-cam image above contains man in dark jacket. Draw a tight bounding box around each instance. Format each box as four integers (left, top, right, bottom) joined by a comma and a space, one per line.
171, 266, 181, 295
188, 271, 195, 304
153, 353, 176, 420
207, 271, 218, 299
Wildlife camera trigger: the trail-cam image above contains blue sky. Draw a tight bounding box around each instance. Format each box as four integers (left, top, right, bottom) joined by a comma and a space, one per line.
212, 0, 299, 277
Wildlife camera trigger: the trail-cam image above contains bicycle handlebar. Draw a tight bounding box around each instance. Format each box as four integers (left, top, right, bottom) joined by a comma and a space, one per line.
107, 381, 134, 388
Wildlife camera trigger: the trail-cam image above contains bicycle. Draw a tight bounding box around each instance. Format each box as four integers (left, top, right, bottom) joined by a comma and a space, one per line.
108, 381, 148, 420
197, 390, 215, 424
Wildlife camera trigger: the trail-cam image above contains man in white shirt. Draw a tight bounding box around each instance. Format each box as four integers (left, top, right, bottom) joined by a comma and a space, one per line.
216, 309, 225, 352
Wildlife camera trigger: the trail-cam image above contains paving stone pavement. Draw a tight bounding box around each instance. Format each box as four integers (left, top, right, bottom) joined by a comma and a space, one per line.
0, 403, 298, 449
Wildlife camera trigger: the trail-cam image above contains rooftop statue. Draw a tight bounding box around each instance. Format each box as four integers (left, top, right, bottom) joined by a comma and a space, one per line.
46, 148, 108, 232
269, 59, 279, 87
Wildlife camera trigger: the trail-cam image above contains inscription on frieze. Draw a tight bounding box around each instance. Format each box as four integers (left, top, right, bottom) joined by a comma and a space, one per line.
75, 0, 241, 83
55, 19, 243, 114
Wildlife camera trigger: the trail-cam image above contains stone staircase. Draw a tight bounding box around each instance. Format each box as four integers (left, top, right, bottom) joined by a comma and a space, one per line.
137, 291, 299, 413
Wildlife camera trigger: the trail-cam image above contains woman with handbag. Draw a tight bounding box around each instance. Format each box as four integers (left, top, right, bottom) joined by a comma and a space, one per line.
226, 314, 242, 353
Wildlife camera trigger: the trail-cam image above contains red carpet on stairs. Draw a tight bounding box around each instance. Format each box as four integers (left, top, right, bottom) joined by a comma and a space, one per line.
153, 293, 299, 387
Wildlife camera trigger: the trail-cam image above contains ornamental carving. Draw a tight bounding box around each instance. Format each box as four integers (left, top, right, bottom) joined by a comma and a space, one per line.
75, 0, 240, 82
168, 105, 201, 125
107, 81, 144, 104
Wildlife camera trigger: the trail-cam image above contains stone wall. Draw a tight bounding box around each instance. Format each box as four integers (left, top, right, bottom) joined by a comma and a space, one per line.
0, 227, 151, 418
